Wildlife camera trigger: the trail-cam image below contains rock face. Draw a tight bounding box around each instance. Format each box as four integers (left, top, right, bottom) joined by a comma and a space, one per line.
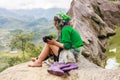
0, 0, 120, 80
68, 0, 120, 66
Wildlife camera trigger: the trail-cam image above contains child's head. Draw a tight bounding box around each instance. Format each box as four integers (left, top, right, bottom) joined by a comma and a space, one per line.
54, 12, 71, 29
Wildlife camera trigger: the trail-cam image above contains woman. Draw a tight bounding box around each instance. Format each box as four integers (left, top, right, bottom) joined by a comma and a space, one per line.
28, 12, 83, 67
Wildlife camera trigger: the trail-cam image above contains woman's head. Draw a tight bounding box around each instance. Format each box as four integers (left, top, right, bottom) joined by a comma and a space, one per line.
54, 12, 71, 29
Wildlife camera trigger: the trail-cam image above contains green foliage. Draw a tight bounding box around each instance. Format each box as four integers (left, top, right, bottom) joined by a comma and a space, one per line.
7, 56, 22, 66
109, 0, 117, 1
25, 42, 43, 58
0, 56, 12, 72
108, 29, 120, 47
106, 27, 120, 63
10, 30, 34, 55
109, 0, 118, 1
47, 33, 57, 39
0, 64, 9, 72
0, 51, 41, 72
7, 30, 43, 67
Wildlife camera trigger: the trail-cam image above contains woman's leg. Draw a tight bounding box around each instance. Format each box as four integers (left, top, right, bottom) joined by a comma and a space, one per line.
28, 43, 59, 67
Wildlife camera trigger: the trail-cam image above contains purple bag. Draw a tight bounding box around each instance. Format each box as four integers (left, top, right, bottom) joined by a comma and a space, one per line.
47, 62, 79, 76
61, 63, 79, 71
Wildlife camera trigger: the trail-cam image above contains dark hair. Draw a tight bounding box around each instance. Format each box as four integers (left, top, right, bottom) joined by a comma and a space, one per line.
54, 16, 58, 21
54, 16, 69, 28
54, 16, 61, 23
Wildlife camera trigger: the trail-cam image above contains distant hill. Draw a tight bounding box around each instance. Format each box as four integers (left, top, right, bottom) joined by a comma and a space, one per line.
0, 8, 67, 51
12, 8, 67, 20
0, 7, 67, 30
0, 8, 67, 20
0, 7, 67, 34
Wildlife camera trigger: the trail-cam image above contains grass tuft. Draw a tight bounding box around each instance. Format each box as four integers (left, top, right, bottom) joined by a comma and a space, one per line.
106, 27, 120, 63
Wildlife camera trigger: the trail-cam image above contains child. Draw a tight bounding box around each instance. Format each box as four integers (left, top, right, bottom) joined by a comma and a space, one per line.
28, 12, 83, 67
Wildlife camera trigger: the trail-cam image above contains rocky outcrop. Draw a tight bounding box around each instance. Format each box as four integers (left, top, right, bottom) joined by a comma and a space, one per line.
0, 0, 120, 80
1, 55, 120, 80
68, 0, 120, 66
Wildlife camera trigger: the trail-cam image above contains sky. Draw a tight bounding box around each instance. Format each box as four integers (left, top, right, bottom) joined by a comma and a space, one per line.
0, 0, 72, 9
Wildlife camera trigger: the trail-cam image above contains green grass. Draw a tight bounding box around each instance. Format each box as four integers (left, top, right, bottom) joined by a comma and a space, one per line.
109, 0, 118, 1
0, 52, 31, 72
0, 44, 42, 72
0, 52, 21, 72
0, 53, 20, 58
106, 27, 120, 63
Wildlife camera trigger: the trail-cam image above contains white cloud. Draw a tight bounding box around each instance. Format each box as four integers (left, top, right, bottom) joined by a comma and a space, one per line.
0, 0, 72, 9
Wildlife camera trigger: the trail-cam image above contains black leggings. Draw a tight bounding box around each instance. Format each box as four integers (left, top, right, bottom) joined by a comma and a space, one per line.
54, 48, 63, 61
36, 48, 63, 61
44, 48, 63, 61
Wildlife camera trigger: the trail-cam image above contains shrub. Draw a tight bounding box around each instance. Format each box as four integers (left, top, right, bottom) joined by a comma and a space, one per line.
7, 56, 22, 66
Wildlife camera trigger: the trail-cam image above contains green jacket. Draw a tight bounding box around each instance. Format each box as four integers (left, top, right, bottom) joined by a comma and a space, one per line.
60, 25, 84, 50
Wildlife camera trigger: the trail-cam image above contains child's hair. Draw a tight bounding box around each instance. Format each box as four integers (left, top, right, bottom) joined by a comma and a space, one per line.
54, 12, 71, 28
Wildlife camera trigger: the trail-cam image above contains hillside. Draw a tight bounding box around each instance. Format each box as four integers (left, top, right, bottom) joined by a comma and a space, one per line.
0, 7, 67, 30
0, 8, 67, 20
0, 8, 67, 52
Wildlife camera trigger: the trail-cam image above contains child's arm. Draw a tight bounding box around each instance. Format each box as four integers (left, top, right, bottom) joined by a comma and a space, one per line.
47, 39, 64, 49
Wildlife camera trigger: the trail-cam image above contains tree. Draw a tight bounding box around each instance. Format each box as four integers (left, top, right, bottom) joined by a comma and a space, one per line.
25, 42, 43, 58
10, 30, 34, 57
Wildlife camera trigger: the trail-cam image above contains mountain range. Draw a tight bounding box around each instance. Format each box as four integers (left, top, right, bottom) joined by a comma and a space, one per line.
0, 7, 67, 34
0, 8, 67, 52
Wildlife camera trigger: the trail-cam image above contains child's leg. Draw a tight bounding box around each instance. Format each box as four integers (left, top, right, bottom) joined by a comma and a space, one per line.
31, 49, 52, 62
28, 43, 59, 67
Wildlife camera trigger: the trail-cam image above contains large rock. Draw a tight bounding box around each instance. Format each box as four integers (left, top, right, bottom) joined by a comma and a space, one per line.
68, 0, 120, 66
0, 0, 120, 80
1, 55, 120, 80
